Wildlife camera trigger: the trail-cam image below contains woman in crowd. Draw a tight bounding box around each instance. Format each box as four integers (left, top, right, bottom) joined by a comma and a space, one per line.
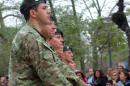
110, 69, 118, 86
93, 69, 108, 86
116, 70, 130, 86
75, 70, 87, 84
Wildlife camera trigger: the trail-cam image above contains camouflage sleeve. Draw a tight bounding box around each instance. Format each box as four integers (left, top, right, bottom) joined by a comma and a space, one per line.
21, 34, 72, 86
58, 61, 90, 86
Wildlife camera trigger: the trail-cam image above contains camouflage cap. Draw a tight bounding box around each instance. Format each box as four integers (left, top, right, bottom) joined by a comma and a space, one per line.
63, 45, 72, 52
20, 0, 46, 15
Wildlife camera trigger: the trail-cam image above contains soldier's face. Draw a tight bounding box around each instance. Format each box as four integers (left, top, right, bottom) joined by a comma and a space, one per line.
49, 36, 63, 49
69, 61, 77, 70
32, 3, 51, 25
63, 50, 73, 62
54, 34, 64, 45
65, 50, 73, 59
41, 22, 56, 39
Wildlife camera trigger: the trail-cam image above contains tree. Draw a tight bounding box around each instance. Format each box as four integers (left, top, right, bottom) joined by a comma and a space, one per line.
70, 0, 87, 72
112, 0, 130, 69
48, 0, 58, 25
54, 0, 127, 70
0, 0, 20, 74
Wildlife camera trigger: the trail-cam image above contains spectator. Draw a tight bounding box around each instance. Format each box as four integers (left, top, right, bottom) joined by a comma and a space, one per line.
93, 69, 108, 86
116, 65, 124, 74
106, 68, 113, 80
0, 76, 8, 86
105, 80, 113, 86
75, 70, 87, 84
110, 69, 118, 86
86, 68, 94, 85
116, 70, 130, 86
128, 69, 130, 80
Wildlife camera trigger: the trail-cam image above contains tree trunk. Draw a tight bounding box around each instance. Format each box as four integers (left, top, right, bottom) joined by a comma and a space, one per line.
71, 0, 78, 24
112, 0, 130, 69
92, 45, 98, 68
70, 0, 85, 72
48, 0, 58, 25
0, 10, 5, 28
125, 27, 130, 69
95, 0, 101, 16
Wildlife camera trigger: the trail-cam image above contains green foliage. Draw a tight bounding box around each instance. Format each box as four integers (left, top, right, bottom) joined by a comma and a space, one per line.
87, 18, 127, 68
55, 1, 128, 69
58, 14, 83, 59
0, 27, 18, 75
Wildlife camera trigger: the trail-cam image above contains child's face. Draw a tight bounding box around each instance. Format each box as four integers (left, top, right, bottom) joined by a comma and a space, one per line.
106, 83, 112, 86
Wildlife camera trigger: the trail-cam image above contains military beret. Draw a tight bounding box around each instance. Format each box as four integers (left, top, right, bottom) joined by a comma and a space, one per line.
63, 45, 72, 52
20, 0, 46, 15
55, 29, 64, 37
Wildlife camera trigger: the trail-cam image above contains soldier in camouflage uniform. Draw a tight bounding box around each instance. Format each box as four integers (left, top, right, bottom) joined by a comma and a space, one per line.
47, 29, 64, 57
62, 46, 77, 70
47, 30, 87, 85
9, 0, 89, 86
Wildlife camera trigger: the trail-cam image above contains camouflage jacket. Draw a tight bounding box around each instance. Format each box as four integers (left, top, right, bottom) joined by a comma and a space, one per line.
9, 24, 88, 86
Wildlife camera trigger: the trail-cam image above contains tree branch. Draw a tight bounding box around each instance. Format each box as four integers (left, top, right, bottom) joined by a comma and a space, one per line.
95, 0, 101, 16
1, 7, 17, 11
3, 14, 22, 20
108, 3, 117, 16
92, 0, 99, 12
82, 0, 94, 21
101, 0, 107, 12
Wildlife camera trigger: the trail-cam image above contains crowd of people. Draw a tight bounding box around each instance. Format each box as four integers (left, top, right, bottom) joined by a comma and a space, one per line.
6, 0, 130, 86
75, 64, 130, 86
3, 64, 130, 86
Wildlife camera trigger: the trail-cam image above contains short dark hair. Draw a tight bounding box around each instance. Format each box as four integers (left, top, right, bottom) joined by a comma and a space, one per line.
20, 0, 46, 21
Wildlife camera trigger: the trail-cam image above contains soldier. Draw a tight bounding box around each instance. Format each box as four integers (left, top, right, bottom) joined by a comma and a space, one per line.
9, 0, 72, 86
48, 29, 64, 57
48, 30, 78, 75
62, 46, 74, 63
62, 45, 77, 70
54, 29, 64, 44
48, 29, 85, 86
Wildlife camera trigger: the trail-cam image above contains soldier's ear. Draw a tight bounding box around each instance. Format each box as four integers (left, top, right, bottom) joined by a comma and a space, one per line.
30, 9, 37, 18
